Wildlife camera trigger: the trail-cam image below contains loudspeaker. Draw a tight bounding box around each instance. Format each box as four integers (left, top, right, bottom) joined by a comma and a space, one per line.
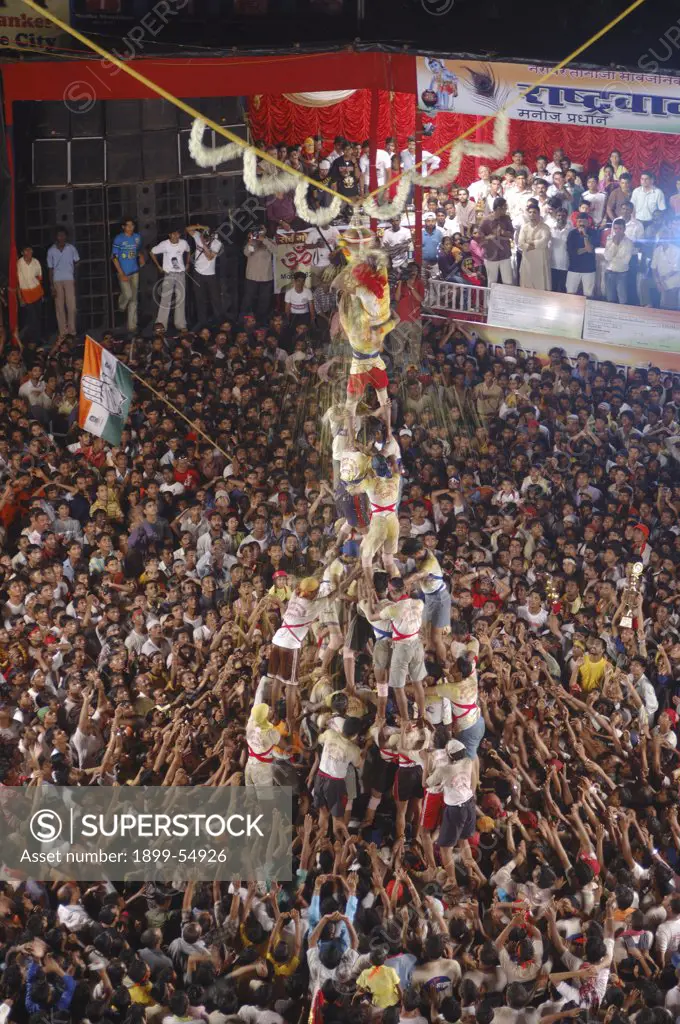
70, 138, 106, 184
106, 184, 141, 237
142, 98, 178, 131
32, 101, 70, 139
177, 95, 245, 128
179, 127, 211, 177
54, 190, 75, 233
106, 100, 142, 135
107, 135, 143, 183
33, 140, 68, 186
22, 191, 58, 253
134, 182, 157, 246
70, 101, 104, 138
142, 130, 179, 180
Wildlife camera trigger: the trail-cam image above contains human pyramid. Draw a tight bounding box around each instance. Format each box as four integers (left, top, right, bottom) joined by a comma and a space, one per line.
246, 221, 481, 879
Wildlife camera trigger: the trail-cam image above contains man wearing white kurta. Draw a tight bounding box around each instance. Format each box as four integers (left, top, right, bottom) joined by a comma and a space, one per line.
518, 206, 552, 292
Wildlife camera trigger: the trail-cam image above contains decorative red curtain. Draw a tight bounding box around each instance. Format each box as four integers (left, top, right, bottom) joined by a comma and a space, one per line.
248, 91, 680, 192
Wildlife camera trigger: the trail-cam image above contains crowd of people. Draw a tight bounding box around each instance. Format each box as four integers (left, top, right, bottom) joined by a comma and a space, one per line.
256, 136, 680, 309
416, 147, 680, 308
3, 127, 680, 1024
19, 139, 680, 353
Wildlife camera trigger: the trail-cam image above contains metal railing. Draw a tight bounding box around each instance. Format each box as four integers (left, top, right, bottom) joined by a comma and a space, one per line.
425, 278, 490, 320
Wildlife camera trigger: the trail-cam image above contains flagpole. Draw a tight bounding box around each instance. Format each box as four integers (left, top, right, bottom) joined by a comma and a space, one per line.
127, 368, 236, 465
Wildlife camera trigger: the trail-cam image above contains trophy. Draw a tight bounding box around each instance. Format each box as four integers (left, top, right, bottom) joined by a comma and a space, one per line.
619, 562, 644, 629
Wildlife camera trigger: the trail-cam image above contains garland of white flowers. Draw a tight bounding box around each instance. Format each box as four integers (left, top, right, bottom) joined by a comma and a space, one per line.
362, 173, 414, 220
415, 111, 510, 189
294, 179, 344, 226
188, 111, 509, 223
242, 148, 300, 195
363, 111, 510, 219
188, 119, 243, 167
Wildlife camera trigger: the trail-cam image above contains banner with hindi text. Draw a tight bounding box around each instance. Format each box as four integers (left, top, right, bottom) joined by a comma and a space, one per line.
417, 57, 680, 135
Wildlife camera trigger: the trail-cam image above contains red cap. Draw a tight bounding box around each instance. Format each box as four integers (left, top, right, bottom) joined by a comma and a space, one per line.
527, 418, 539, 428
272, 570, 288, 579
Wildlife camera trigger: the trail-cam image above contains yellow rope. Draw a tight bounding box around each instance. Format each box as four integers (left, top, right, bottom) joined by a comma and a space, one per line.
361, 0, 648, 203
20, 0, 646, 212
127, 367, 234, 464
20, 0, 342, 203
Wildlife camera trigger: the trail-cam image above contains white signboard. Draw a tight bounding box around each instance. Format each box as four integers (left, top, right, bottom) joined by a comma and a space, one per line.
416, 57, 680, 135
487, 284, 585, 340
583, 300, 680, 354
0, 0, 70, 50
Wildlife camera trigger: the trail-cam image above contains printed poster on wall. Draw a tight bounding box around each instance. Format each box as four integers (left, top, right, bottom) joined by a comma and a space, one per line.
417, 57, 680, 134
0, 0, 70, 50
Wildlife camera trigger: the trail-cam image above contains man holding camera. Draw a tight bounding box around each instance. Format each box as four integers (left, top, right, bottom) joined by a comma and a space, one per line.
242, 227, 276, 324
186, 223, 223, 328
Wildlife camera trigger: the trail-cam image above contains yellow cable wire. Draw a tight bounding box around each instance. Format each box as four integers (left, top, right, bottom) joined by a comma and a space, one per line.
362, 0, 648, 203
18, 0, 646, 211
20, 0, 343, 203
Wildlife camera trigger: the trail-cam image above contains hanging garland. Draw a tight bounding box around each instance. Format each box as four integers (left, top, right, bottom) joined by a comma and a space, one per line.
187, 112, 509, 224
363, 173, 413, 220
294, 179, 344, 226
363, 112, 509, 219
242, 149, 299, 196
413, 111, 510, 189
189, 119, 243, 167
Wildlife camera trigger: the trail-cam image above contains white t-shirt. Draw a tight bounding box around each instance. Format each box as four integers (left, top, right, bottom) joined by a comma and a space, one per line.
189, 230, 223, 276
517, 605, 549, 629
307, 945, 359, 997
57, 902, 93, 932
272, 594, 319, 650
559, 937, 614, 1004
16, 257, 43, 295
359, 152, 370, 189
70, 726, 104, 769
549, 223, 571, 270
468, 178, 491, 202
318, 729, 360, 780
411, 957, 461, 995
375, 148, 393, 186
152, 238, 190, 273
582, 190, 606, 223
438, 759, 474, 806
382, 226, 412, 268
285, 286, 313, 315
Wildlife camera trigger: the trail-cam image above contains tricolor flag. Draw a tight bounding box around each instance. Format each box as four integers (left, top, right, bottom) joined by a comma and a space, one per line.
79, 336, 133, 446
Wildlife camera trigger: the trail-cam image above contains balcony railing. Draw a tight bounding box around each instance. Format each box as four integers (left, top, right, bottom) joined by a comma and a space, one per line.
425, 279, 490, 321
